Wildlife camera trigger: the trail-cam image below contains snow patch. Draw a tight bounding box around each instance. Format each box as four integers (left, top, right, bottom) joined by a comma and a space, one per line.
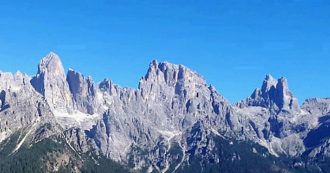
54, 110, 100, 129
157, 130, 181, 139
211, 128, 222, 137
54, 111, 99, 123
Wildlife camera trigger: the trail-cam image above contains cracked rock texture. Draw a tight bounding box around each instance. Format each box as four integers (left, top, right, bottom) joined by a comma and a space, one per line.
1, 52, 329, 172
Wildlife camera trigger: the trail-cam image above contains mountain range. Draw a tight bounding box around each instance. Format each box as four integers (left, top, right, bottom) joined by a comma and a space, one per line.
0, 52, 329, 173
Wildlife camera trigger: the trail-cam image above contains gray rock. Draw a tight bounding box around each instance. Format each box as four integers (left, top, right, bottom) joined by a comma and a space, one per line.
0, 70, 59, 147
302, 98, 330, 116
31, 52, 74, 113
240, 74, 299, 113
67, 69, 100, 114
1, 53, 330, 172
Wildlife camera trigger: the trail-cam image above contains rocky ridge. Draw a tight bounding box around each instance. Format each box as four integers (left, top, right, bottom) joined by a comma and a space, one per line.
0, 52, 329, 172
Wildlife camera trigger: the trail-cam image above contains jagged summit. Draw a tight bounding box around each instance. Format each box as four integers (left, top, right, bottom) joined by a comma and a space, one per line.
31, 52, 73, 113
1, 53, 330, 173
302, 98, 330, 116
142, 59, 205, 85
37, 52, 66, 77
66, 68, 98, 114
144, 60, 180, 81
138, 59, 210, 104
261, 74, 278, 92
243, 74, 299, 112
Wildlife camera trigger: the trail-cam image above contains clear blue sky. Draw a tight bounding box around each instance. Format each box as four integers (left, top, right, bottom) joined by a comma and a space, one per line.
0, 0, 329, 103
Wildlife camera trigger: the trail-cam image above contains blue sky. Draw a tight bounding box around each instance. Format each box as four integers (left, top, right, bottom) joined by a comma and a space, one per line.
0, 0, 329, 103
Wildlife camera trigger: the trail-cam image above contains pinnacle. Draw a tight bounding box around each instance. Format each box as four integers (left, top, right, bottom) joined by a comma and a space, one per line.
37, 52, 65, 76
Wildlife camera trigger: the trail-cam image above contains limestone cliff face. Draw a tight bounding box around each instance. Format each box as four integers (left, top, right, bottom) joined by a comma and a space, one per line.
138, 60, 232, 131
1, 52, 330, 172
67, 69, 100, 114
233, 75, 306, 156
31, 52, 73, 113
0, 71, 58, 145
242, 74, 299, 113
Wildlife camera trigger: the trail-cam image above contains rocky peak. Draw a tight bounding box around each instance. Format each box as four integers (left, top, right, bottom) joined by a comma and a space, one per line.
67, 69, 98, 114
99, 79, 119, 96
0, 71, 30, 91
67, 69, 95, 98
31, 52, 73, 113
143, 60, 178, 84
142, 60, 205, 85
245, 75, 299, 112
302, 98, 330, 116
139, 60, 207, 100
37, 52, 66, 77
261, 74, 278, 93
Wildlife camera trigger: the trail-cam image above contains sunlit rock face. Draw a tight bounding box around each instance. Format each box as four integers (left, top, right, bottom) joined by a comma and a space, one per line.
241, 74, 299, 113
0, 70, 57, 145
31, 52, 74, 113
67, 69, 100, 115
1, 52, 330, 172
